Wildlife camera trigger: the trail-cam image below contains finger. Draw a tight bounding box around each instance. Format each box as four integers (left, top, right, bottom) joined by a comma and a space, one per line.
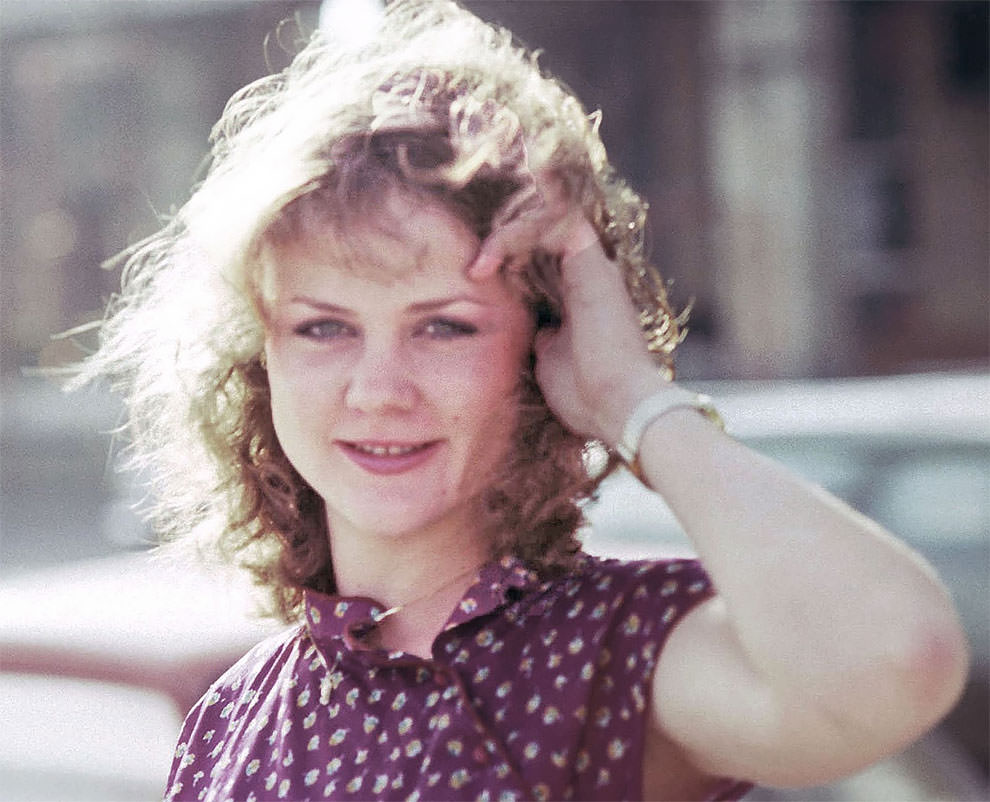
467, 216, 543, 280
529, 168, 569, 208
492, 180, 545, 230
468, 246, 504, 280
468, 171, 566, 281
533, 326, 560, 358
467, 171, 582, 280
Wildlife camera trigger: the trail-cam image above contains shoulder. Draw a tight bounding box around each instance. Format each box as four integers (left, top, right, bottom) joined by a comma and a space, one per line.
167, 624, 309, 797
221, 623, 306, 681
576, 552, 709, 582
570, 554, 717, 669
183, 624, 307, 722
566, 552, 714, 609
519, 553, 716, 662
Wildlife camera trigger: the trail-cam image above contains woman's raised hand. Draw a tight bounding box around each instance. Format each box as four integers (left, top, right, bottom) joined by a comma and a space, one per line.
467, 173, 598, 278
468, 173, 665, 445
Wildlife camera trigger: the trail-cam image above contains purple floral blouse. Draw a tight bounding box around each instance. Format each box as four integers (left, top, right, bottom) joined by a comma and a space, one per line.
165, 553, 751, 801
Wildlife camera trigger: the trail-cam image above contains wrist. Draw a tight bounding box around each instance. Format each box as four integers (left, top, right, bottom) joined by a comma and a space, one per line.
556, 217, 603, 262
594, 373, 671, 446
613, 387, 725, 483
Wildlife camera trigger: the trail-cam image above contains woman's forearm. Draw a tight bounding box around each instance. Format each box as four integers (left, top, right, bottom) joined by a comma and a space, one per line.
628, 391, 969, 735
538, 240, 967, 739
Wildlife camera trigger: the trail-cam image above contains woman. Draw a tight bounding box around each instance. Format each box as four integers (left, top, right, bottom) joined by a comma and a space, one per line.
78, 2, 967, 800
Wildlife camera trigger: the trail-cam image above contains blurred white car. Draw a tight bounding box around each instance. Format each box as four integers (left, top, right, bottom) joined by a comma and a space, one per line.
1, 372, 987, 801
0, 554, 279, 801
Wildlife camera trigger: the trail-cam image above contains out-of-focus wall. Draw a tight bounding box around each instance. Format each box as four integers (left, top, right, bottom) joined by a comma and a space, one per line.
471, 0, 989, 379
1, 0, 987, 381
1, 0, 317, 378
831, 1, 989, 377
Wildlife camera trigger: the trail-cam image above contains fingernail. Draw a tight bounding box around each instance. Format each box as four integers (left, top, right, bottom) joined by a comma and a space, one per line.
470, 253, 501, 278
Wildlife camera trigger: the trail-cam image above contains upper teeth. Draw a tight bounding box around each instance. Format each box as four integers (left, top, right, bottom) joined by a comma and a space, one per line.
354, 444, 421, 456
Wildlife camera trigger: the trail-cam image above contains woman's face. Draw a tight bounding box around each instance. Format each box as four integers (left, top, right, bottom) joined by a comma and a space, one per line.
262, 190, 534, 545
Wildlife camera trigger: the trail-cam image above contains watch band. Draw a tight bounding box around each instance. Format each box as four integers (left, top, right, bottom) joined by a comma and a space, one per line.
616, 391, 724, 480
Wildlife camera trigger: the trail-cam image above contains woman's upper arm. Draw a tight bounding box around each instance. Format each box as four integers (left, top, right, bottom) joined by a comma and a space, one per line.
650, 595, 898, 789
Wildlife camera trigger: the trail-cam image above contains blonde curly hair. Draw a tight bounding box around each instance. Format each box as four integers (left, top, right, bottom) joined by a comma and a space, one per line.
75, 0, 682, 621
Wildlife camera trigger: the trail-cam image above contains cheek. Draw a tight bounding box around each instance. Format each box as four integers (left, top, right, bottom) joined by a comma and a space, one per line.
440, 340, 529, 429
264, 359, 341, 494
265, 343, 296, 420
266, 369, 304, 463
264, 341, 335, 446
441, 332, 528, 389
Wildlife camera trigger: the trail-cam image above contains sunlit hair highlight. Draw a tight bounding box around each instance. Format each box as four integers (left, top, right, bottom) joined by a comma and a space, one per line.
73, 0, 682, 621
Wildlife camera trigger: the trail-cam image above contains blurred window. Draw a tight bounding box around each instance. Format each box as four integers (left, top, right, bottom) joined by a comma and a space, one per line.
751, 437, 990, 546
749, 436, 867, 502
872, 448, 990, 546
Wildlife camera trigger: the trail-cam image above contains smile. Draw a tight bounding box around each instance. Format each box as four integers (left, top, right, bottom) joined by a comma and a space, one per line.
338, 440, 441, 475
351, 443, 428, 457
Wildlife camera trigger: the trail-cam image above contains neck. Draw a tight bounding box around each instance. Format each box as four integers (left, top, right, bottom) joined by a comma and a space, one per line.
327, 515, 491, 612
327, 517, 491, 658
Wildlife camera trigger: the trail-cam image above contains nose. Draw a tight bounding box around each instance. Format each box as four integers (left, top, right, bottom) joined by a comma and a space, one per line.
343, 342, 418, 413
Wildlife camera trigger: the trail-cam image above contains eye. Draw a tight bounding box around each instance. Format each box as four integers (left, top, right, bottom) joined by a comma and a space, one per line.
419, 318, 478, 340
293, 319, 356, 340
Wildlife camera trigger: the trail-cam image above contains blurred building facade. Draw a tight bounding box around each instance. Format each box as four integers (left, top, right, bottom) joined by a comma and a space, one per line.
1, 0, 987, 381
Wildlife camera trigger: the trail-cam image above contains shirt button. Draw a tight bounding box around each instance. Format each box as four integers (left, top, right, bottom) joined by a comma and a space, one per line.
473, 746, 488, 764
433, 670, 447, 685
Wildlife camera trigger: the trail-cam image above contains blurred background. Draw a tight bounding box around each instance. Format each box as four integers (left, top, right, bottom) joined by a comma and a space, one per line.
0, 1, 987, 800
3, 0, 988, 382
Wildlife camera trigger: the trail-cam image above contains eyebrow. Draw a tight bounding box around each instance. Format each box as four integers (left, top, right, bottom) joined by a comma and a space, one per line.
290, 297, 349, 313
407, 296, 485, 313
290, 295, 486, 313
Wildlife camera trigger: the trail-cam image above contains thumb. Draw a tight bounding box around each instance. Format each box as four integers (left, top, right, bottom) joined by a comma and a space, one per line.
468, 239, 505, 280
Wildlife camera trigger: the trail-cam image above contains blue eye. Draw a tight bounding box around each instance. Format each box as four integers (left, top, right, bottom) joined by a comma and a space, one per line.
294, 320, 355, 340
421, 318, 478, 339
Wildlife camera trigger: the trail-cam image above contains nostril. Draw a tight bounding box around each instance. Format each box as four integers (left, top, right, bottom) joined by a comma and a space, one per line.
343, 361, 418, 412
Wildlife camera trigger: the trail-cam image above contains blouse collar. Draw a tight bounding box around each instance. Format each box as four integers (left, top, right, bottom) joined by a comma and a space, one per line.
302, 553, 546, 653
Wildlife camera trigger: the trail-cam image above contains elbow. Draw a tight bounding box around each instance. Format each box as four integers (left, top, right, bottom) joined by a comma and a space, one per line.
863, 564, 972, 747
833, 610, 971, 767
859, 613, 971, 755
808, 619, 971, 787
901, 617, 970, 731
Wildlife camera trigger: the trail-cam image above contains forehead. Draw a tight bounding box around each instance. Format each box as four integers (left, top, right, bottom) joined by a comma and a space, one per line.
258, 189, 481, 297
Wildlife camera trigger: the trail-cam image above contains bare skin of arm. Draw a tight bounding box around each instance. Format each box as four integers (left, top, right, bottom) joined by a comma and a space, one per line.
470, 175, 970, 790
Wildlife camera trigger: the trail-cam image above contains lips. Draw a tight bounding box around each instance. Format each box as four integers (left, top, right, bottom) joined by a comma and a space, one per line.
337, 440, 441, 475
350, 443, 428, 457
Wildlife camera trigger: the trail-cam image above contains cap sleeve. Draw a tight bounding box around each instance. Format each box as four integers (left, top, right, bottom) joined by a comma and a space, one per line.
581, 556, 752, 801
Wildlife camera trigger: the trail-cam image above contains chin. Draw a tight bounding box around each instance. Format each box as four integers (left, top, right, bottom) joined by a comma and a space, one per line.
320, 470, 490, 542
327, 500, 457, 540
